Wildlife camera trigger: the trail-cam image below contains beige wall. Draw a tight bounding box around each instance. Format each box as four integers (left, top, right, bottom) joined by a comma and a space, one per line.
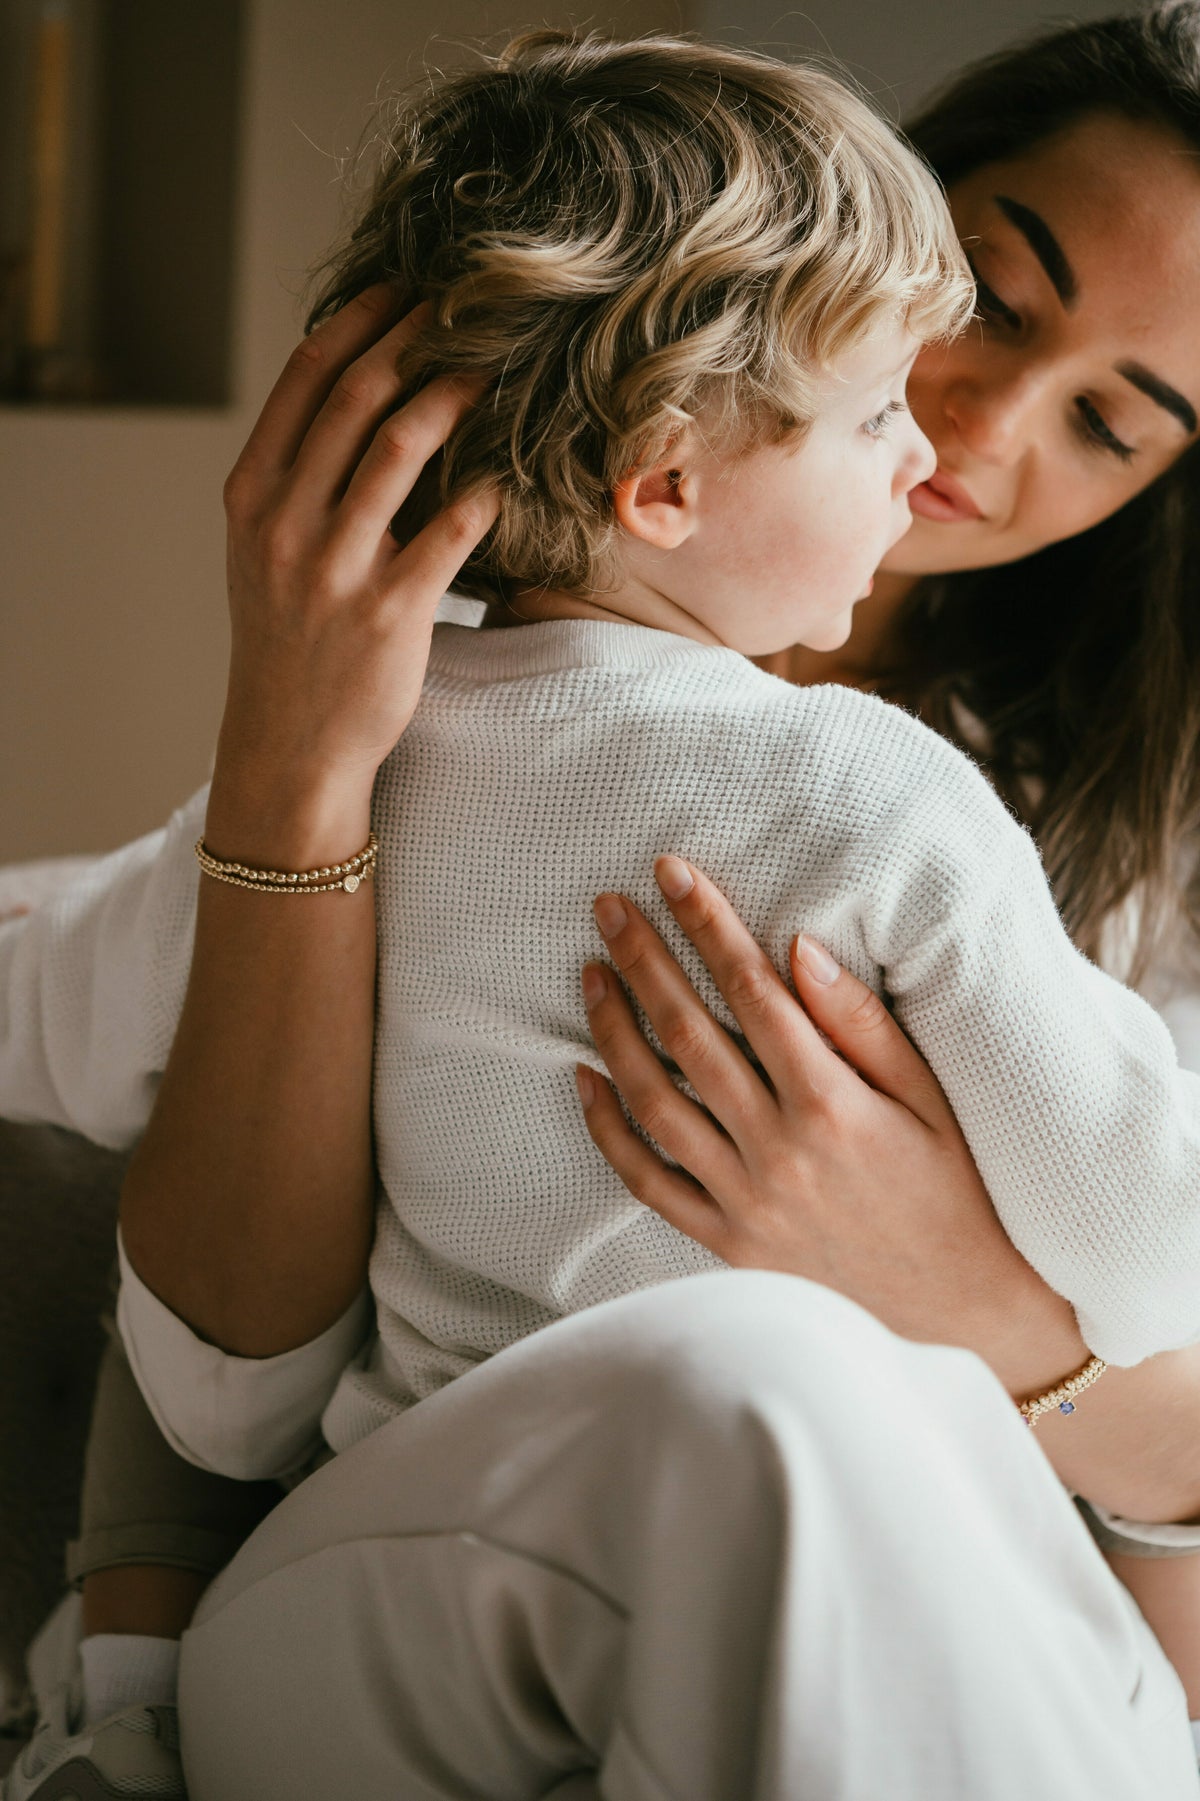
690, 0, 1123, 114
0, 0, 680, 861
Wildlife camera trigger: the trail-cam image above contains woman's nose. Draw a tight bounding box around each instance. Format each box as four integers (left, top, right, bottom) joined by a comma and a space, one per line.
938, 359, 1048, 467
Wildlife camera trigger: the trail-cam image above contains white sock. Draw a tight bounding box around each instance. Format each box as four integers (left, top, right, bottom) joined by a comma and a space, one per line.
79, 1633, 180, 1727
1191, 1719, 1200, 1763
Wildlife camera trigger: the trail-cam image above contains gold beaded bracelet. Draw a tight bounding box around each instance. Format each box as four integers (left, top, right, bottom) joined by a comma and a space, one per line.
1018, 1353, 1108, 1429
194, 831, 379, 895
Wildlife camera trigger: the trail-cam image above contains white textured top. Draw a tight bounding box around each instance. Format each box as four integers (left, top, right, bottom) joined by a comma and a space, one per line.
4, 620, 1200, 1462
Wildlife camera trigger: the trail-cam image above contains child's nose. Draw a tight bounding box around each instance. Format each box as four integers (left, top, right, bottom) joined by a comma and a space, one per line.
899, 417, 937, 493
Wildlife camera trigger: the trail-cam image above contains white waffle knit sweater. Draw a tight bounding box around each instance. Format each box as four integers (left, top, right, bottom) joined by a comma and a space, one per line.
3, 619, 1200, 1458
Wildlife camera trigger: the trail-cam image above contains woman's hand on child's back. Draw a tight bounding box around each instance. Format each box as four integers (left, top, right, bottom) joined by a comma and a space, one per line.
577, 859, 1075, 1384
216, 288, 497, 801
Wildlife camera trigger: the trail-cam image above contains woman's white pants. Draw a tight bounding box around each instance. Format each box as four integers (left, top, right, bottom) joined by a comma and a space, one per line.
177, 1271, 1199, 1799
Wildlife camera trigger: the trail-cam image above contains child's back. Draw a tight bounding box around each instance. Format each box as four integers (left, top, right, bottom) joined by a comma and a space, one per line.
321, 616, 1200, 1450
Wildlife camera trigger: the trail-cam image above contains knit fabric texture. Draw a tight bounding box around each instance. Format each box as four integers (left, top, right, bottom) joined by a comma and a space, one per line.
2, 619, 1199, 1454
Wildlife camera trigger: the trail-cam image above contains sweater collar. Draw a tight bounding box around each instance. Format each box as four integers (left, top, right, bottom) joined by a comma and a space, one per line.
428, 617, 740, 678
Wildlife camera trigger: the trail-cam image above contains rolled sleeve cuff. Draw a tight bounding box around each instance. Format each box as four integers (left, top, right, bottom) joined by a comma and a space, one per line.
115, 1227, 371, 1482
1077, 1496, 1200, 1560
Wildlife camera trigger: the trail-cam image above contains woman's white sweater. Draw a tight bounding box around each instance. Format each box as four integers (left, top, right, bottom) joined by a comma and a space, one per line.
3, 620, 1200, 1465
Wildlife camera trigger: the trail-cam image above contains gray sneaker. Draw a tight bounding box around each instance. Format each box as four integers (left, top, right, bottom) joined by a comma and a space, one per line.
1, 1678, 185, 1800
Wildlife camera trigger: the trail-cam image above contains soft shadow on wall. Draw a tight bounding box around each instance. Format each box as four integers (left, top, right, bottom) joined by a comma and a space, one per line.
693, 0, 1123, 116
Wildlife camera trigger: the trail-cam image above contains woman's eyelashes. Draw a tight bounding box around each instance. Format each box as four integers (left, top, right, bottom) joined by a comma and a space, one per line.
967, 256, 1137, 465
969, 261, 1021, 332
862, 400, 908, 438
1073, 397, 1136, 464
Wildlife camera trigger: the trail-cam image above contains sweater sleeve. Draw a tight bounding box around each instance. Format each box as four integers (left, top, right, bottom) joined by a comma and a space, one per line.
0, 787, 207, 1146
856, 722, 1200, 1367
116, 1227, 372, 1480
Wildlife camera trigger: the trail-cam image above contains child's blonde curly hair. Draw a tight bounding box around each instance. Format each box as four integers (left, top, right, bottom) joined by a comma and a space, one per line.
308, 31, 974, 604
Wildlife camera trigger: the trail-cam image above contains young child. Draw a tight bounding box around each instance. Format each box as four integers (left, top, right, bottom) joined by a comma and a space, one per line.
4, 29, 1200, 1783
260, 30, 1199, 1429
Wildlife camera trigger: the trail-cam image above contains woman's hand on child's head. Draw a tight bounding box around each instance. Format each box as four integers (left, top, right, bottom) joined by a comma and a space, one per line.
577, 860, 1032, 1352
217, 287, 498, 797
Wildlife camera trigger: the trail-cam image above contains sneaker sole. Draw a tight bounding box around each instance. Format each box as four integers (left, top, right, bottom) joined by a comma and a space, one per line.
21, 1758, 175, 1800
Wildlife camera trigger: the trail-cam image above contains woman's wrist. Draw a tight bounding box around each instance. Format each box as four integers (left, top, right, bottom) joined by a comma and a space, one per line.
205, 747, 376, 872
1038, 1344, 1200, 1524
953, 1225, 1090, 1401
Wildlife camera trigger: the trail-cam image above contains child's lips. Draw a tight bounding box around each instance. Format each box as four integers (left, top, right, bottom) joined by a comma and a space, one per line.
910, 471, 984, 523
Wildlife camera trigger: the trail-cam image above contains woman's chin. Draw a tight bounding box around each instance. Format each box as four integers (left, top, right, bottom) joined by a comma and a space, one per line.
879, 521, 998, 579
878, 534, 939, 577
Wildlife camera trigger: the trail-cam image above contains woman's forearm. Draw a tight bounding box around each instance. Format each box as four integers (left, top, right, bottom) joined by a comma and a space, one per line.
1035, 1341, 1200, 1524
117, 294, 496, 1360
948, 1223, 1090, 1399
118, 759, 377, 1356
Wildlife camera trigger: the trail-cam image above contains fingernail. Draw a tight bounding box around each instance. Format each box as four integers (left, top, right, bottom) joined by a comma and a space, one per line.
594, 894, 628, 939
796, 934, 840, 985
582, 963, 608, 1006
575, 1065, 596, 1108
655, 855, 694, 900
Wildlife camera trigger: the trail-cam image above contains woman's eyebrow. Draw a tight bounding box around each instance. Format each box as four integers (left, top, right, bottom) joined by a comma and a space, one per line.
992, 194, 1197, 435
993, 195, 1077, 303
1116, 361, 1198, 435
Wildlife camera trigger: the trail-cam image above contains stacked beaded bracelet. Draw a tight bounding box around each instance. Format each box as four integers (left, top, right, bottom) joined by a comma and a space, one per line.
194, 832, 379, 895
1018, 1353, 1108, 1429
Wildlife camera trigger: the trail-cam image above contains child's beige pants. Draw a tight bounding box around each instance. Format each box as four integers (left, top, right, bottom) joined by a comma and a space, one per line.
174, 1271, 1199, 1801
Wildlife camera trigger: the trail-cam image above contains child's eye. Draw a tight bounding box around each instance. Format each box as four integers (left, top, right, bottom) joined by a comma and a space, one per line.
862, 400, 908, 439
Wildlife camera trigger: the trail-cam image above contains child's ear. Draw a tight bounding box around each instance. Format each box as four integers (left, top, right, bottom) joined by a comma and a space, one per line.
612, 463, 697, 550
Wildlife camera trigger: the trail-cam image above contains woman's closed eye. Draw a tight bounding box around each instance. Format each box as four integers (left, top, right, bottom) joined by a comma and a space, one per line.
1073, 396, 1136, 464
969, 260, 1022, 333
968, 257, 1137, 464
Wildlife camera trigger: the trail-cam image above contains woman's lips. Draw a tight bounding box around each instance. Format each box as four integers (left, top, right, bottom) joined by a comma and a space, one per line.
909, 471, 984, 524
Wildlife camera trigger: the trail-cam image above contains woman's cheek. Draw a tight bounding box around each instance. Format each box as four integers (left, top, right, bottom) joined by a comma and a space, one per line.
1004, 472, 1127, 562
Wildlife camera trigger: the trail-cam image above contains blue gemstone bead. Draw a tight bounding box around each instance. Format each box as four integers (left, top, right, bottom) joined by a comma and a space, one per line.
1059, 1400, 1075, 1415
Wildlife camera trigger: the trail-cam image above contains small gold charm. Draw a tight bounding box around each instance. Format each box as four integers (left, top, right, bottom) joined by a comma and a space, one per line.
343, 873, 360, 893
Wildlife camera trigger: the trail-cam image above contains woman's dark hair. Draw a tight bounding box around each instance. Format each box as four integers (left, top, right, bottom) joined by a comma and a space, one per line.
895, 1, 1200, 983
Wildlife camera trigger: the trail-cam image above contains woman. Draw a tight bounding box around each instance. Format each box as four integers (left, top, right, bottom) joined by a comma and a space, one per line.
7, 7, 1200, 1798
